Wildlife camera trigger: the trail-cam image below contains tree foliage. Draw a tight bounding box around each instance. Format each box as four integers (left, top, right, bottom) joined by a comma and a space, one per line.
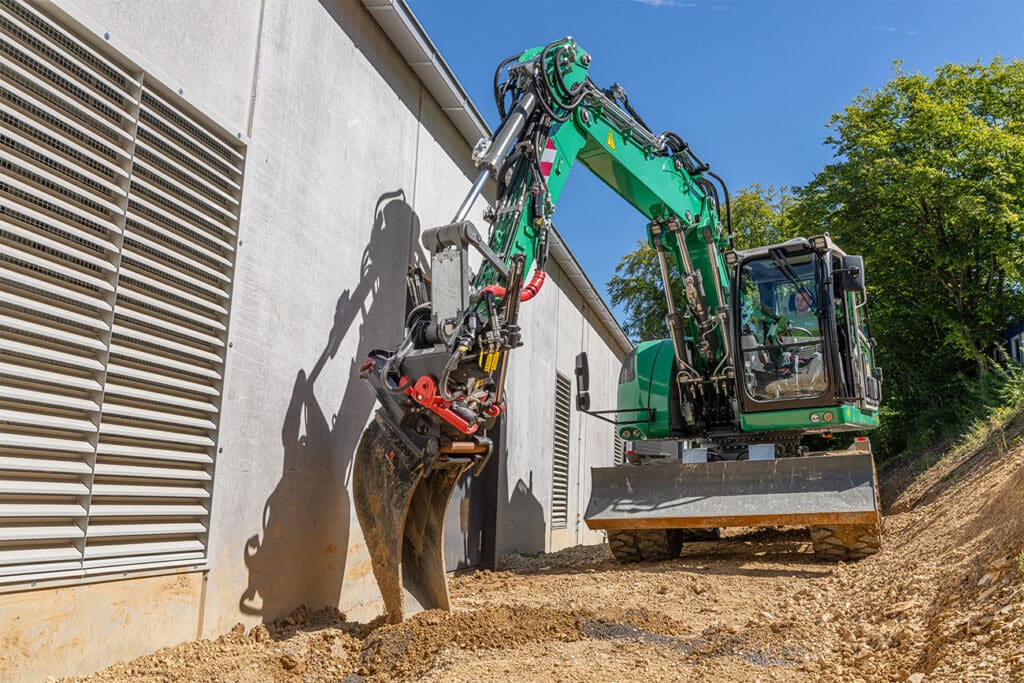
794, 58, 1024, 452
730, 184, 798, 250
607, 239, 681, 341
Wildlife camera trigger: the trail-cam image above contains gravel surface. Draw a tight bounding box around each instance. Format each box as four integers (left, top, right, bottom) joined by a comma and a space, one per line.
63, 424, 1024, 682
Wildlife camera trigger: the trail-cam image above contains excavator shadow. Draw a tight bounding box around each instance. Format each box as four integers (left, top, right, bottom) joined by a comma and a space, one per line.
239, 191, 422, 622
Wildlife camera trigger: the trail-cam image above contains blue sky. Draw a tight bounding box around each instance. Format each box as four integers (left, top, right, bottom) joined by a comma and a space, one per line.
408, 0, 1024, 322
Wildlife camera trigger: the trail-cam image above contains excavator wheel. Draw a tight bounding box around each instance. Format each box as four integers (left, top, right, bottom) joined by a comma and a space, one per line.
638, 529, 683, 561
607, 529, 683, 563
808, 524, 882, 561
607, 530, 642, 563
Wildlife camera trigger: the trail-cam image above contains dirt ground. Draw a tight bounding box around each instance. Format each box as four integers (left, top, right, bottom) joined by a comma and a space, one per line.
63, 424, 1024, 682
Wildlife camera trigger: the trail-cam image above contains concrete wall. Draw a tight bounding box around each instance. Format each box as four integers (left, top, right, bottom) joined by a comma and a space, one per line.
496, 261, 621, 557
58, 0, 262, 132
0, 0, 627, 679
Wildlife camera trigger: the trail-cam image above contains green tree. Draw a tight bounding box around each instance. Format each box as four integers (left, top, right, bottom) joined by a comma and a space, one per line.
607, 239, 680, 341
794, 58, 1024, 452
730, 184, 798, 250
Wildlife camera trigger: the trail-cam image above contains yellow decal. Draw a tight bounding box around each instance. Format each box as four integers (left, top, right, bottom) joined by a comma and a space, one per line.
606, 130, 616, 150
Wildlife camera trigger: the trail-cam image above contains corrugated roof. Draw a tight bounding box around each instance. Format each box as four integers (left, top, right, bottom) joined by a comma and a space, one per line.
359, 0, 632, 357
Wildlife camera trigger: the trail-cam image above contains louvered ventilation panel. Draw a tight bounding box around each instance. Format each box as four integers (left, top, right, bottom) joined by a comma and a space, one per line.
551, 372, 571, 530
0, 0, 244, 584
613, 434, 624, 466
87, 81, 240, 575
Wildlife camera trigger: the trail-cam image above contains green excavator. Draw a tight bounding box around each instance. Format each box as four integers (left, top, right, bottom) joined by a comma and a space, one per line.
353, 38, 883, 622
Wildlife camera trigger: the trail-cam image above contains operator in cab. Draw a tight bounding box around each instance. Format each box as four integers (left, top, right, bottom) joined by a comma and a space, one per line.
760, 287, 825, 399
787, 289, 817, 333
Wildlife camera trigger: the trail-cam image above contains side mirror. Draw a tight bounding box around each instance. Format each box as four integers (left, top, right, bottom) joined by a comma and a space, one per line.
840, 255, 866, 293
575, 352, 590, 411
575, 352, 590, 391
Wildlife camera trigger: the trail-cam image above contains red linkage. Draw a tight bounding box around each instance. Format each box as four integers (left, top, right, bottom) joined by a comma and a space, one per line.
401, 375, 478, 435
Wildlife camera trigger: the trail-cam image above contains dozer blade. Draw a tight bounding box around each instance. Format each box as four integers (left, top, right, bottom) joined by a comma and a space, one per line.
585, 452, 880, 531
353, 414, 473, 623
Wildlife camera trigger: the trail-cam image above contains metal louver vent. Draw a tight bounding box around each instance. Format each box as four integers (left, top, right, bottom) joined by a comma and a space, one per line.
613, 434, 625, 466
551, 372, 571, 530
0, 0, 244, 585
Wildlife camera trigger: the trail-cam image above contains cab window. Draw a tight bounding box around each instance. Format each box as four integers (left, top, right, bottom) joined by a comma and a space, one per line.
737, 252, 827, 401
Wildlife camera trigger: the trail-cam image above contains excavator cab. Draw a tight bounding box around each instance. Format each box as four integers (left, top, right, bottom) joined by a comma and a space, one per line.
732, 236, 881, 423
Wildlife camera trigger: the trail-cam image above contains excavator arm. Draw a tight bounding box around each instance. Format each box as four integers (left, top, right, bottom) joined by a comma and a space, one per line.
363, 38, 733, 445
354, 37, 736, 621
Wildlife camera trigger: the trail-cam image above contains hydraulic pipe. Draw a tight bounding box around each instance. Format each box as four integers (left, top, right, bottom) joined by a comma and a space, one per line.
703, 231, 732, 371
492, 255, 525, 404
652, 228, 698, 381
476, 91, 537, 172
452, 169, 491, 223
451, 91, 538, 223
653, 234, 677, 316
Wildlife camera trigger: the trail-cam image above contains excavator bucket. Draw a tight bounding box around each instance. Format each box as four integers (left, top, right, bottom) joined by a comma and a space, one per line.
585, 451, 880, 531
352, 414, 473, 623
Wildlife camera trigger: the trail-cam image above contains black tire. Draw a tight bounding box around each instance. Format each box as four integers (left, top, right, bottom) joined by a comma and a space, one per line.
809, 524, 881, 561
637, 529, 683, 561
678, 528, 721, 542
608, 530, 643, 563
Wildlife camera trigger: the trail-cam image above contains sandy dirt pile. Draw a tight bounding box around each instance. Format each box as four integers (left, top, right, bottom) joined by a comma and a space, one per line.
63, 422, 1024, 682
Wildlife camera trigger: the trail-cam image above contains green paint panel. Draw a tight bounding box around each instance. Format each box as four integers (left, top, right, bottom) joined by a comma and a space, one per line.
740, 405, 880, 432
616, 339, 675, 439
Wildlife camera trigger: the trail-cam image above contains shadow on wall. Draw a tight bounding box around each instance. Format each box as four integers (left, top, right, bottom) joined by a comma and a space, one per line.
443, 413, 501, 570
501, 470, 547, 556
239, 190, 422, 622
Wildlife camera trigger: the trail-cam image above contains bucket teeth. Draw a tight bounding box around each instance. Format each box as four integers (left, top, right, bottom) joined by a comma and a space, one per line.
352, 413, 471, 622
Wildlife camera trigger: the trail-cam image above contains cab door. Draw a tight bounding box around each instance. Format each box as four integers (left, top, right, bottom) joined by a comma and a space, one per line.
831, 254, 880, 409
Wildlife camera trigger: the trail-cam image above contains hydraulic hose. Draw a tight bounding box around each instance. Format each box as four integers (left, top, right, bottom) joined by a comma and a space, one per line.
493, 52, 524, 118
706, 169, 734, 247
479, 269, 547, 302
437, 346, 466, 401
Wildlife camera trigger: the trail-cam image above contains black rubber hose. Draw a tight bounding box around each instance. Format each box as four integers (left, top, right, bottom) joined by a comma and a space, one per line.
535, 86, 571, 123
405, 302, 431, 330
607, 84, 655, 135
706, 169, 733, 245
493, 52, 523, 118
661, 131, 686, 153
696, 177, 720, 211
536, 40, 588, 122
496, 141, 529, 196
552, 46, 585, 102
686, 147, 709, 174
438, 347, 465, 401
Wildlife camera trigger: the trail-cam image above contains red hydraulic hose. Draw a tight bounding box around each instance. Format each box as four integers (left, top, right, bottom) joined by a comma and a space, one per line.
519, 269, 546, 301
479, 270, 546, 302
